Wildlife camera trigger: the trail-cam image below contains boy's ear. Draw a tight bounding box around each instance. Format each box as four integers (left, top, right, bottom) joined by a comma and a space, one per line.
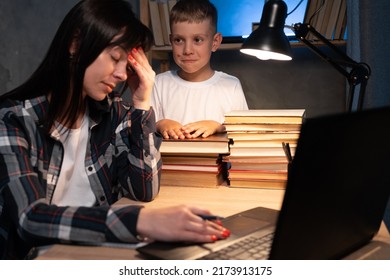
211, 32, 222, 52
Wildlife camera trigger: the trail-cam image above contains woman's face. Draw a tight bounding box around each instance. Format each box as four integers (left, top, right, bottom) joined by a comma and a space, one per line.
83, 45, 130, 101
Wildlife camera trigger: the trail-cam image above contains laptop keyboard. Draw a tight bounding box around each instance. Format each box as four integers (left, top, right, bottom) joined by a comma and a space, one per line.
199, 232, 274, 260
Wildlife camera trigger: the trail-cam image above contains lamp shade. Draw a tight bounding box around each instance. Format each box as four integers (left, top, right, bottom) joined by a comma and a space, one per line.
240, 0, 292, 60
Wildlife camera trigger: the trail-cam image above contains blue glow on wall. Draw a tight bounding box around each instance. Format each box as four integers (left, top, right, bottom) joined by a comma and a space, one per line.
210, 0, 308, 38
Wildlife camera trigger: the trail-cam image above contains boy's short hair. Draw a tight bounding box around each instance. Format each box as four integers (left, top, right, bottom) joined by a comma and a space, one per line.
170, 0, 218, 33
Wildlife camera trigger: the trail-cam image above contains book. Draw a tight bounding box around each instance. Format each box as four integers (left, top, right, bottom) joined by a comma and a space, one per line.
224, 109, 306, 124
337, 2, 347, 40
228, 169, 288, 181
162, 155, 219, 166
338, 11, 347, 40
162, 163, 219, 173
303, 0, 317, 24
223, 155, 288, 164
139, 0, 150, 27
224, 157, 289, 173
230, 139, 297, 148
304, 0, 322, 40
160, 169, 227, 188
168, 0, 176, 11
228, 178, 287, 189
325, 0, 342, 39
320, 0, 335, 38
334, 0, 347, 40
149, 0, 165, 46
229, 146, 296, 157
158, 0, 171, 45
226, 131, 300, 141
225, 161, 288, 171
160, 133, 231, 155
313, 0, 328, 37
224, 123, 302, 132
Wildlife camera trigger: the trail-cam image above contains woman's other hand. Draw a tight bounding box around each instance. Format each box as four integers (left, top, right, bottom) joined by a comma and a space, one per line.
136, 205, 231, 243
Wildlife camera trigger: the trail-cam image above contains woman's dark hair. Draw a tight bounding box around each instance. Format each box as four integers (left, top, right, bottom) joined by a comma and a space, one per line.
1, 0, 153, 132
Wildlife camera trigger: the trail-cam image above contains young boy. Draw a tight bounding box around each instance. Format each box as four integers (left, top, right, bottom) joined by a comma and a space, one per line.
151, 0, 248, 139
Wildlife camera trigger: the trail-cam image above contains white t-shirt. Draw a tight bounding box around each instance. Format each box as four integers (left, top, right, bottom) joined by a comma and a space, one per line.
151, 70, 249, 124
51, 114, 96, 207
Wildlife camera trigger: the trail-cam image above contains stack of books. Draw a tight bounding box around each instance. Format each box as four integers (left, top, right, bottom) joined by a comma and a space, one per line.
160, 133, 231, 188
223, 109, 306, 189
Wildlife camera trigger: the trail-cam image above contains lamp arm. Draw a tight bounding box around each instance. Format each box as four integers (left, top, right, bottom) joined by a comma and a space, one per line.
288, 23, 371, 111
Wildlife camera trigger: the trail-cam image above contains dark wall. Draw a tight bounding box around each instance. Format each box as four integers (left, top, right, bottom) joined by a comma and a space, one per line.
0, 0, 138, 94
359, 0, 390, 109
0, 0, 345, 119
0, 0, 78, 94
212, 45, 346, 117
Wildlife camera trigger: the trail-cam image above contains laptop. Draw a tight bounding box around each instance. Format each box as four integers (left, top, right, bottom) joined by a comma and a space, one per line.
137, 107, 390, 260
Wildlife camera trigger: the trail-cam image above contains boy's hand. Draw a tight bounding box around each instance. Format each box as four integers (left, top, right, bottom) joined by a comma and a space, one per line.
181, 120, 226, 138
156, 119, 186, 139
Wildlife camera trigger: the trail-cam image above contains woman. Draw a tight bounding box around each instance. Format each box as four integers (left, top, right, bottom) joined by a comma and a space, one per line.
0, 0, 229, 259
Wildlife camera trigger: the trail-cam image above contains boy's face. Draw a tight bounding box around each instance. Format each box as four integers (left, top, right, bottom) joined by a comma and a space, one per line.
170, 19, 221, 80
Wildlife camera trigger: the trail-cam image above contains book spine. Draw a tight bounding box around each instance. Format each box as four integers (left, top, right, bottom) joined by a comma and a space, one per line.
158, 0, 171, 45
149, 0, 165, 46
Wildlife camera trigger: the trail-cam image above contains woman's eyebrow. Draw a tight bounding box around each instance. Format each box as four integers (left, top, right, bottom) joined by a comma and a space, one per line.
113, 45, 128, 56
117, 45, 129, 52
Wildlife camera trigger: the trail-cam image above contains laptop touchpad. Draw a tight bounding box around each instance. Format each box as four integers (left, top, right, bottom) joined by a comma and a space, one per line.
223, 215, 270, 237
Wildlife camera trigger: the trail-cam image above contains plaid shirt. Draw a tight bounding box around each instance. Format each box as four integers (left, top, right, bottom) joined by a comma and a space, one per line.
0, 92, 162, 259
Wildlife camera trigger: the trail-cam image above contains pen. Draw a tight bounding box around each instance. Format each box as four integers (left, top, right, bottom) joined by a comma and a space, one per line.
286, 142, 292, 162
282, 142, 293, 164
197, 214, 224, 220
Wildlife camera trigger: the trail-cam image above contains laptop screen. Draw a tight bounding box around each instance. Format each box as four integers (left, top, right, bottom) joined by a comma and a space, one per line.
270, 107, 390, 259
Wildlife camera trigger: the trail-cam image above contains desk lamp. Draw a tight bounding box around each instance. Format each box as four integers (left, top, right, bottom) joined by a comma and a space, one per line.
240, 0, 371, 112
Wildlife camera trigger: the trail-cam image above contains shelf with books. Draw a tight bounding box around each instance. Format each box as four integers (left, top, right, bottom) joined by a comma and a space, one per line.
304, 0, 347, 40
147, 0, 175, 47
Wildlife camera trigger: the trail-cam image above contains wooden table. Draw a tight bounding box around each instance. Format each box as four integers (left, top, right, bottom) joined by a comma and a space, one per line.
35, 186, 390, 260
